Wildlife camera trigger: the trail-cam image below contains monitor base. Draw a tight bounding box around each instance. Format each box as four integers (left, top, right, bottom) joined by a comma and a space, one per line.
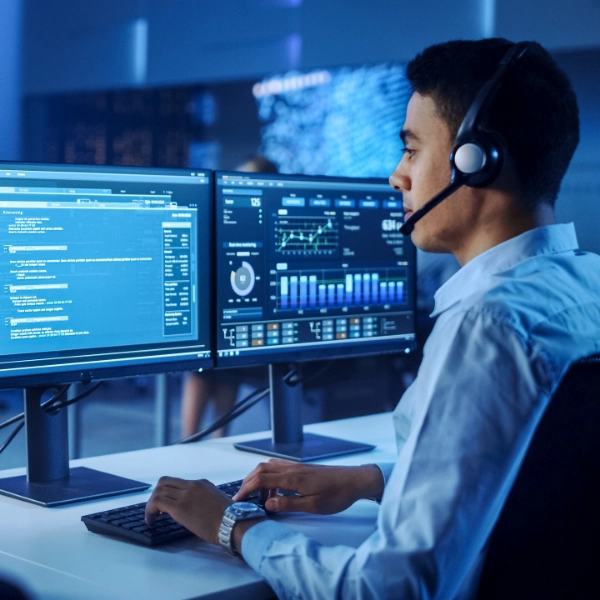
0, 466, 150, 507
234, 432, 375, 462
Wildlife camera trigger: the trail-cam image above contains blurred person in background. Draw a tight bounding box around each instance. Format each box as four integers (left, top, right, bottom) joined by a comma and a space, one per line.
180, 156, 278, 439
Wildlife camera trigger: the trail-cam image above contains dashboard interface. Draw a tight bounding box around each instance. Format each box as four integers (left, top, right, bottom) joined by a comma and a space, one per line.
215, 172, 416, 366
0, 163, 212, 386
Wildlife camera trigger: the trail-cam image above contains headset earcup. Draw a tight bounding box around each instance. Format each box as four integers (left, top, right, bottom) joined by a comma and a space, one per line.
451, 133, 504, 188
454, 143, 487, 175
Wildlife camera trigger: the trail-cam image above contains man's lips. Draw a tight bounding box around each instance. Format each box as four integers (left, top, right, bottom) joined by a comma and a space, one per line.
403, 208, 413, 222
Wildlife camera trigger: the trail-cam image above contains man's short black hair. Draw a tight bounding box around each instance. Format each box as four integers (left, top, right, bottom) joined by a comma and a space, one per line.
406, 38, 579, 209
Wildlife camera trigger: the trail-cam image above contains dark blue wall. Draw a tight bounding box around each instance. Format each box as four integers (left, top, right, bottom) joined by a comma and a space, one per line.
0, 0, 23, 161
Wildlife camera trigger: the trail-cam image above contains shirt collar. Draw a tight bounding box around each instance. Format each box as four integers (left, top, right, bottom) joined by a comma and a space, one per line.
431, 223, 579, 317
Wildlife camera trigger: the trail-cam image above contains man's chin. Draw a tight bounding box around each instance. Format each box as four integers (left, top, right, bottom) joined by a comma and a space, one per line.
410, 228, 450, 254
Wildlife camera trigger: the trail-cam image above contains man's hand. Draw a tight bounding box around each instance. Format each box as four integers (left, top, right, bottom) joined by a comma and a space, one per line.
145, 476, 233, 546
233, 459, 384, 515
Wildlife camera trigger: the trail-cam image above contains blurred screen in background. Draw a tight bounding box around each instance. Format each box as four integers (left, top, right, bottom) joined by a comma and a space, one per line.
254, 65, 410, 177
23, 62, 410, 179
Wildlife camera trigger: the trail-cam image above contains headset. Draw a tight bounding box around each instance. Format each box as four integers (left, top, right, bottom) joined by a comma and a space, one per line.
400, 42, 530, 236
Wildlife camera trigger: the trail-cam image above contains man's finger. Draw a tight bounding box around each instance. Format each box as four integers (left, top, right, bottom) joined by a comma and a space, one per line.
233, 471, 272, 500
145, 492, 179, 525
240, 462, 281, 486
267, 458, 295, 468
156, 475, 189, 488
234, 459, 304, 500
154, 475, 188, 490
264, 494, 313, 514
234, 472, 297, 500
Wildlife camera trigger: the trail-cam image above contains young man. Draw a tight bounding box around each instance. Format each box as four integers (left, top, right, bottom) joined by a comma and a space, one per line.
146, 39, 600, 598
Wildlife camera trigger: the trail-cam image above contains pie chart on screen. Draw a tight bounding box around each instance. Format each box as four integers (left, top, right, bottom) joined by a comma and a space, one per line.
230, 261, 255, 296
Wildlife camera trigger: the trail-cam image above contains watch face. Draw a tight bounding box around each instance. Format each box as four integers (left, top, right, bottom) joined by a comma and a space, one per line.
231, 502, 263, 517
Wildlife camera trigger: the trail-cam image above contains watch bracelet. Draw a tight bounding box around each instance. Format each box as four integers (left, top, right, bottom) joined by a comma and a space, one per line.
218, 512, 238, 556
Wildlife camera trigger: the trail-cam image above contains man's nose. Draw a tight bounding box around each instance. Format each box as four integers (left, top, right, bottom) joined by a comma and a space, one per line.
389, 160, 410, 193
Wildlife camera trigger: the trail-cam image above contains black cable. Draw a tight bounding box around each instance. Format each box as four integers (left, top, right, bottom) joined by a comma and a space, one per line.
41, 385, 70, 407
0, 420, 25, 455
41, 385, 71, 414
0, 382, 102, 455
177, 386, 270, 444
47, 382, 104, 412
178, 362, 333, 445
193, 388, 269, 441
177, 386, 269, 444
0, 410, 26, 432
186, 391, 267, 443
0, 385, 70, 431
300, 361, 332, 385
209, 388, 269, 431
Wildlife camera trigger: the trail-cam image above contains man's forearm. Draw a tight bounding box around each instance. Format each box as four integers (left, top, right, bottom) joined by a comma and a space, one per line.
232, 463, 385, 554
356, 463, 386, 502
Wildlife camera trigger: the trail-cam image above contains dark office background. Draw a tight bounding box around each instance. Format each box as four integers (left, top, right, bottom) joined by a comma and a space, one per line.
1, 0, 599, 468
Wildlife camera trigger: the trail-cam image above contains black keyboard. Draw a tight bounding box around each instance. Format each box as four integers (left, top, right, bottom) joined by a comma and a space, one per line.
81, 479, 264, 546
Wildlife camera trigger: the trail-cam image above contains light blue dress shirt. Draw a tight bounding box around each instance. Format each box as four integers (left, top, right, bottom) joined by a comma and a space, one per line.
241, 223, 600, 599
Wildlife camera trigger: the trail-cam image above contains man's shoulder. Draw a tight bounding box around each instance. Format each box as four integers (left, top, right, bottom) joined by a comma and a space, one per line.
458, 250, 600, 337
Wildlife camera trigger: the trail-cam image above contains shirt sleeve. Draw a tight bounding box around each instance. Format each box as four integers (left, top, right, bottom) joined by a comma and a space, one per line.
241, 310, 554, 600
374, 462, 395, 487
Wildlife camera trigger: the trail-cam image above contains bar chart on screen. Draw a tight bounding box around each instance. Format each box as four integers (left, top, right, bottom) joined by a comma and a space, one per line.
275, 268, 407, 312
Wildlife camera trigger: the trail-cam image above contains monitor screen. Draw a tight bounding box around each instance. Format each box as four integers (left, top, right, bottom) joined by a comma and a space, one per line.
0, 163, 213, 388
215, 171, 416, 366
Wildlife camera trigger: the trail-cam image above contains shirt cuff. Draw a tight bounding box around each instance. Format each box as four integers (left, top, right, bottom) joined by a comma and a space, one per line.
375, 462, 394, 487
240, 519, 295, 572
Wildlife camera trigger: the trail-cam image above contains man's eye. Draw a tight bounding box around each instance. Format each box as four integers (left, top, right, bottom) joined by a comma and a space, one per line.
401, 147, 415, 158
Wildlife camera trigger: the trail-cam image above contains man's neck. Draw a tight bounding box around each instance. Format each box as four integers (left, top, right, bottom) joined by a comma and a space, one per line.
453, 201, 556, 267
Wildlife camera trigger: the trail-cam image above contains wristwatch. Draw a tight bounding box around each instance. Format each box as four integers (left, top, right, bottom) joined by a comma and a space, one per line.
218, 502, 267, 556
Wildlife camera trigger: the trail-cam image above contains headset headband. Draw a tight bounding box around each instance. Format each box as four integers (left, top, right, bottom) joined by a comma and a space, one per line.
455, 42, 529, 143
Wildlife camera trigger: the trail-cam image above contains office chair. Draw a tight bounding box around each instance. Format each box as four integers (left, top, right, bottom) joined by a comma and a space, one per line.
0, 575, 31, 600
476, 355, 600, 599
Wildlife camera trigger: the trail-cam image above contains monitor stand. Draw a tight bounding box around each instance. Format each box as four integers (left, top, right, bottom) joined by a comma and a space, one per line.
0, 386, 150, 507
234, 363, 375, 462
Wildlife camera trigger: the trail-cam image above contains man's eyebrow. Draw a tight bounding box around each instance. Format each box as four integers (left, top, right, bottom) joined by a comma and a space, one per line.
400, 129, 420, 144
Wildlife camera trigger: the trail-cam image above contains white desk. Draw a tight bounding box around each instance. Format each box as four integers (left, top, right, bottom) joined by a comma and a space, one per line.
0, 413, 396, 600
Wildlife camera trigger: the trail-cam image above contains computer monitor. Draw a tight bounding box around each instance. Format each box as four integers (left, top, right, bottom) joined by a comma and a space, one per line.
215, 171, 416, 460
0, 162, 213, 505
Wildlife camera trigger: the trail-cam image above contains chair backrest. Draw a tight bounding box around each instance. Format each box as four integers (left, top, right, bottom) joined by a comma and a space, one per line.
0, 576, 31, 600
476, 356, 600, 599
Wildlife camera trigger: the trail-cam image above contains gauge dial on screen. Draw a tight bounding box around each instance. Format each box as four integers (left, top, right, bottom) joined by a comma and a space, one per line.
230, 261, 255, 296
